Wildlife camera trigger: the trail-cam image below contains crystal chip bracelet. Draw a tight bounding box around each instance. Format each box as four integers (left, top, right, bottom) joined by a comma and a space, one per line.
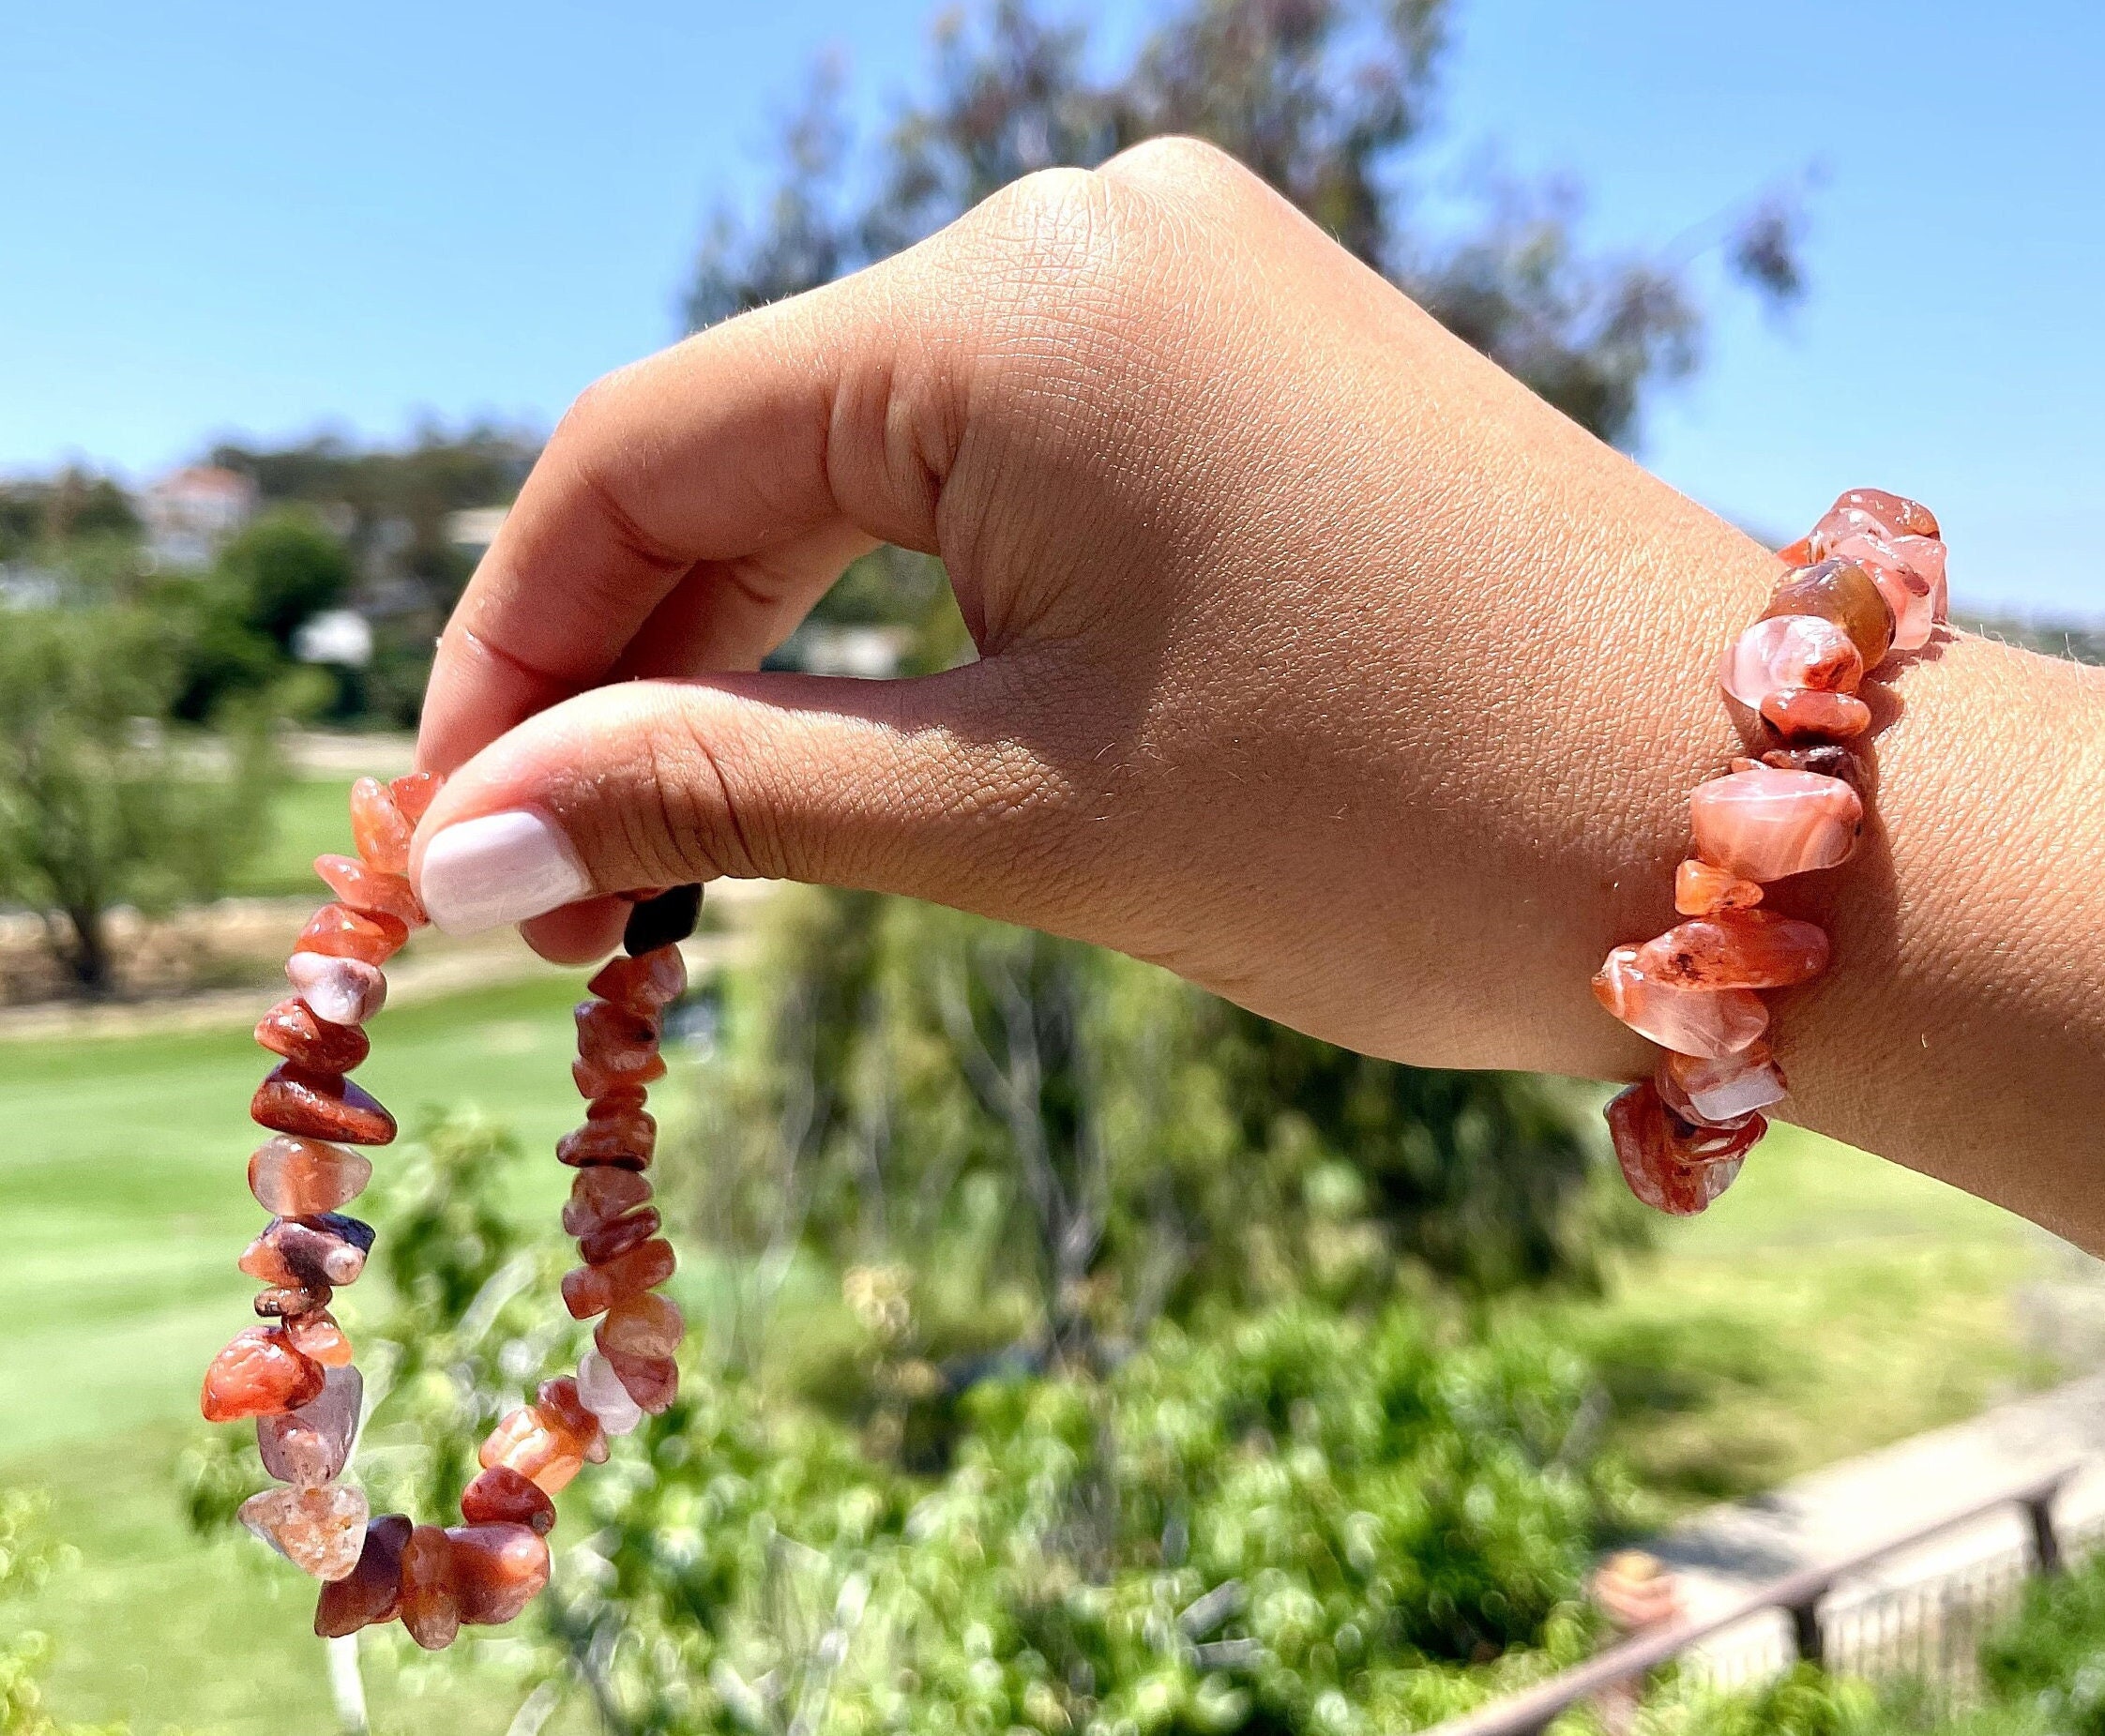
199, 770, 698, 1647
1593, 487, 1948, 1215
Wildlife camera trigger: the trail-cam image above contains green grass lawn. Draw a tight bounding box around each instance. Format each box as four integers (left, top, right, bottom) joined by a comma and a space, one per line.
0, 973, 2066, 1731
227, 777, 356, 898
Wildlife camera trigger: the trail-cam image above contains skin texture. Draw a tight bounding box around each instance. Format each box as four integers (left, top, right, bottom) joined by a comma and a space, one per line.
413, 139, 2105, 1252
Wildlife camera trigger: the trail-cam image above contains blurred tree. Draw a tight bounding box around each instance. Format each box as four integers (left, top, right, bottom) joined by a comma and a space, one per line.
214, 507, 355, 651
0, 606, 280, 994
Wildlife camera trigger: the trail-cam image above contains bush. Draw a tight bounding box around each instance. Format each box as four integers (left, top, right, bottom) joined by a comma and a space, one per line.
1981, 1552, 2105, 1735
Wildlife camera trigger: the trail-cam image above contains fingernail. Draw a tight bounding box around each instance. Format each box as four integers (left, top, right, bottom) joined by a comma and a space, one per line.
416, 809, 594, 935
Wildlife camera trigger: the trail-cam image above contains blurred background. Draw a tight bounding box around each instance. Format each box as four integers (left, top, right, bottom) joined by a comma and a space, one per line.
2, 2, 2101, 1732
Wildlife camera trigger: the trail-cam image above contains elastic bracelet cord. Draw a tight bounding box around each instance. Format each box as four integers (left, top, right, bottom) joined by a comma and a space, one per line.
1593, 488, 1948, 1215
198, 775, 698, 1648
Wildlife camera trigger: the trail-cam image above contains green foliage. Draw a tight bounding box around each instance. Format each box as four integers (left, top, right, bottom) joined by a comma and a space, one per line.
0, 469, 138, 563
0, 1490, 128, 1736
1629, 1664, 1884, 1736
0, 605, 281, 992
212, 507, 353, 649
559, 1299, 1621, 1733
1981, 1551, 2105, 1735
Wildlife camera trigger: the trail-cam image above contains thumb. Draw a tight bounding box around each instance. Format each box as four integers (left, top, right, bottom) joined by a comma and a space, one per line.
408, 663, 1097, 939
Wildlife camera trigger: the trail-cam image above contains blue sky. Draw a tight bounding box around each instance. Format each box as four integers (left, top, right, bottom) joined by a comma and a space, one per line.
3, 0, 2097, 615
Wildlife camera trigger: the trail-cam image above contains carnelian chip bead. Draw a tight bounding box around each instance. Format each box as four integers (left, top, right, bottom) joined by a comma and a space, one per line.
252, 1064, 397, 1145
561, 1238, 677, 1320
259, 1365, 363, 1487
604, 1349, 679, 1414
573, 1050, 668, 1100
399, 1523, 462, 1651
313, 853, 427, 928
254, 1000, 371, 1074
297, 902, 410, 966
562, 1167, 653, 1236
575, 999, 661, 1070
447, 1522, 552, 1626
283, 1310, 355, 1367
1831, 487, 1938, 539
1689, 767, 1862, 883
249, 1135, 372, 1215
598, 1291, 686, 1359
1632, 909, 1830, 991
254, 1282, 332, 1320
558, 1111, 656, 1170
1673, 860, 1763, 917
202, 1327, 326, 1422
1605, 1081, 1760, 1217
1592, 946, 1768, 1060
1719, 614, 1862, 712
579, 1207, 662, 1266
284, 953, 387, 1027
478, 1409, 587, 1496
461, 1466, 557, 1535
1761, 687, 1871, 741
240, 1482, 369, 1582
387, 770, 442, 825
349, 777, 414, 875
239, 1214, 374, 1289
536, 1376, 612, 1464
1659, 1042, 1789, 1126
315, 1514, 412, 1637
587, 945, 688, 1014
1764, 559, 1895, 672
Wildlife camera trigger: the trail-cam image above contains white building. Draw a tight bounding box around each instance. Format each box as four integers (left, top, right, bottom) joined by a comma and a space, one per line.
144, 465, 257, 568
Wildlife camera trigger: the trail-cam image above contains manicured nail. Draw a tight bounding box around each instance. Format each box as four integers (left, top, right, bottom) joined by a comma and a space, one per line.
416, 809, 593, 935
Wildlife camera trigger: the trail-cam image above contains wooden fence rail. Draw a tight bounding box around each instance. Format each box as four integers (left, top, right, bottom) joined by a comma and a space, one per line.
1421, 1467, 2077, 1736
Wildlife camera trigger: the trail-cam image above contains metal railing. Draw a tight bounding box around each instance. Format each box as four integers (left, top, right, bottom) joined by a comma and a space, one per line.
1422, 1468, 2077, 1736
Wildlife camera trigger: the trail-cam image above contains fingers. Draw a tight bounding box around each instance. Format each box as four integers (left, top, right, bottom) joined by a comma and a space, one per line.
409, 661, 1102, 941
416, 269, 954, 777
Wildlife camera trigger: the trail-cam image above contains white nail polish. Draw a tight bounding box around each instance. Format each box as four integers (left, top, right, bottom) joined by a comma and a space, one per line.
416, 809, 594, 935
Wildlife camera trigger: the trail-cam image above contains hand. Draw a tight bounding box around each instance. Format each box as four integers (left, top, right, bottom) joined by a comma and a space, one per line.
412, 138, 2105, 1246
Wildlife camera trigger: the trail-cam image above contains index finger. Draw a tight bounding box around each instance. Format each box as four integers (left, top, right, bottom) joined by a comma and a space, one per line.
416, 270, 943, 775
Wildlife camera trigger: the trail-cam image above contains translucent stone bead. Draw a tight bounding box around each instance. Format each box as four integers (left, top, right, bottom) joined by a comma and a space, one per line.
1659, 1042, 1790, 1126
579, 1207, 662, 1266
597, 1291, 686, 1359
557, 1109, 657, 1170
605, 1350, 679, 1414
577, 1349, 644, 1436
254, 999, 371, 1074
1719, 614, 1862, 711
447, 1522, 552, 1626
561, 1167, 652, 1237
587, 945, 688, 1014
239, 1214, 374, 1289
314, 1514, 411, 1637
1763, 560, 1894, 672
252, 1064, 397, 1145
561, 1238, 677, 1319
249, 1136, 372, 1216
349, 777, 414, 875
1816, 532, 1935, 651
202, 1327, 326, 1421
296, 903, 410, 967
574, 999, 661, 1072
1632, 909, 1830, 990
283, 1310, 355, 1367
1829, 488, 1938, 539
253, 1282, 332, 1319
1592, 945, 1768, 1060
387, 770, 442, 826
313, 853, 427, 928
284, 953, 387, 1028
239, 1482, 369, 1582
460, 1466, 557, 1535
259, 1365, 363, 1486
1689, 767, 1862, 883
1760, 743, 1865, 794
1673, 860, 1763, 916
1760, 687, 1871, 741
399, 1523, 462, 1651
1605, 1081, 1762, 1216
536, 1376, 612, 1464
572, 1050, 668, 1100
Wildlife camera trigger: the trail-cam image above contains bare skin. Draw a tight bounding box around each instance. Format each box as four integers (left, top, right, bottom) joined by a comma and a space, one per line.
411, 138, 2105, 1251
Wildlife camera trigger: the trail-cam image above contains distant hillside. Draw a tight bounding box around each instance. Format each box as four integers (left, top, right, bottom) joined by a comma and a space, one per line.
1960, 614, 2105, 666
